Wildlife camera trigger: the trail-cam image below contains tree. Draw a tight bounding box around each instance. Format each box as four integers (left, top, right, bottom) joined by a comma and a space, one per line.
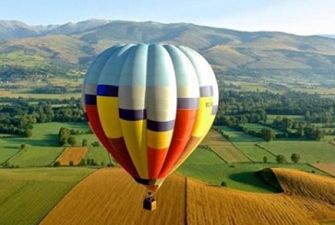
291, 153, 300, 163
276, 154, 286, 164
261, 128, 276, 142
263, 156, 268, 163
78, 159, 86, 166
67, 136, 77, 146
58, 127, 71, 146
24, 128, 33, 137
20, 144, 26, 150
91, 141, 100, 147
82, 139, 88, 147
220, 181, 227, 187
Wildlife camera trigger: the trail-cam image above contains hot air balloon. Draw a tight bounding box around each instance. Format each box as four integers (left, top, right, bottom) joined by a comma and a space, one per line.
82, 44, 218, 210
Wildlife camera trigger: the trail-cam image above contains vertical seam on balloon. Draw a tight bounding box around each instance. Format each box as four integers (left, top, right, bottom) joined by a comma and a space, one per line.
117, 45, 143, 178
167, 46, 202, 174
158, 45, 200, 178
150, 44, 178, 178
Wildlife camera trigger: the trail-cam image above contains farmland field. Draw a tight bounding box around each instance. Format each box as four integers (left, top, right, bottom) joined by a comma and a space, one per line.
0, 122, 94, 149
202, 129, 250, 163
240, 123, 279, 133
0, 167, 94, 225
40, 168, 186, 225
262, 141, 335, 163
57, 147, 88, 166
84, 147, 113, 166
178, 147, 323, 192
8, 146, 63, 167
273, 168, 335, 207
266, 114, 304, 123
217, 126, 276, 162
313, 163, 335, 177
39, 168, 335, 225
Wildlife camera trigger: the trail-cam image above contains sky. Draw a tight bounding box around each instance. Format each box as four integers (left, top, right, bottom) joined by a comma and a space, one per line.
0, 0, 334, 35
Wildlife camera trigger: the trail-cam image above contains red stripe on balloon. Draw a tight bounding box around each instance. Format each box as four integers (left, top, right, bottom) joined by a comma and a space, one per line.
147, 147, 168, 179
85, 105, 139, 178
108, 137, 139, 178
158, 109, 197, 178
85, 105, 113, 151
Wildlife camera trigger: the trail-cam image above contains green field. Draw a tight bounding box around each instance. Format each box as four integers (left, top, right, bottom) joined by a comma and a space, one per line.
178, 147, 324, 192
262, 141, 335, 163
8, 147, 63, 167
0, 122, 101, 166
266, 114, 304, 123
216, 126, 335, 164
241, 123, 279, 133
217, 126, 276, 162
0, 137, 21, 164
84, 147, 113, 166
0, 167, 94, 225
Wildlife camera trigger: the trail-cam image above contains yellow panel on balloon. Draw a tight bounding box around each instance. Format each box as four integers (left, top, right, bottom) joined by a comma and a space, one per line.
96, 96, 122, 138
191, 96, 215, 137
120, 119, 148, 179
147, 130, 173, 149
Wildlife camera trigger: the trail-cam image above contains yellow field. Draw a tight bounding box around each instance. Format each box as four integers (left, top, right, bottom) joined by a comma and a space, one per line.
57, 147, 88, 166
39, 168, 335, 225
39, 168, 185, 225
202, 130, 250, 163
313, 163, 335, 177
273, 168, 335, 207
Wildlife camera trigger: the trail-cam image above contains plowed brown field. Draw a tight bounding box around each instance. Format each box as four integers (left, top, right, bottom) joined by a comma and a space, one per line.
202, 130, 250, 163
313, 163, 335, 177
57, 147, 88, 166
39, 168, 335, 225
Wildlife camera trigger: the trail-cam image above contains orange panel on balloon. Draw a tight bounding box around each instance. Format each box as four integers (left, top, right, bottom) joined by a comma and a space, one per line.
158, 109, 197, 178
147, 147, 168, 179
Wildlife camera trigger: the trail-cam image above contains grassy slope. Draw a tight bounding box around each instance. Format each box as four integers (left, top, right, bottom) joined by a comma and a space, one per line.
0, 167, 94, 225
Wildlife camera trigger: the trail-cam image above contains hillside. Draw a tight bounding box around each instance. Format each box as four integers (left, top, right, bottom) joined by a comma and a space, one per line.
1, 20, 335, 82
39, 167, 335, 225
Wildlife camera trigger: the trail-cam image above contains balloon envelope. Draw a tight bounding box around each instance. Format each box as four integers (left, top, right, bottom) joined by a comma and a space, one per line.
82, 44, 218, 190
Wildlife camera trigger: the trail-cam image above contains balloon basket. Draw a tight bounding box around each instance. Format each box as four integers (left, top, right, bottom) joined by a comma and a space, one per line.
143, 192, 157, 211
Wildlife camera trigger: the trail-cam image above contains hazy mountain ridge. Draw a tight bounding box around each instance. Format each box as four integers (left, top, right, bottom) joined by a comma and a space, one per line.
1, 19, 335, 81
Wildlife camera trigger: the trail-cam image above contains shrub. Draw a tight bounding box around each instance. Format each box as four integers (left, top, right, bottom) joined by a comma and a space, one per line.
78, 159, 86, 166
291, 153, 300, 163
53, 161, 60, 167
24, 128, 33, 137
67, 136, 77, 146
263, 156, 268, 163
220, 181, 227, 187
276, 154, 287, 164
82, 139, 88, 147
91, 141, 100, 147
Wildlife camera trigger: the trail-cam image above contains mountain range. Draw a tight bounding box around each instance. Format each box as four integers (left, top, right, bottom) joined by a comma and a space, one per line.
1, 19, 335, 81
